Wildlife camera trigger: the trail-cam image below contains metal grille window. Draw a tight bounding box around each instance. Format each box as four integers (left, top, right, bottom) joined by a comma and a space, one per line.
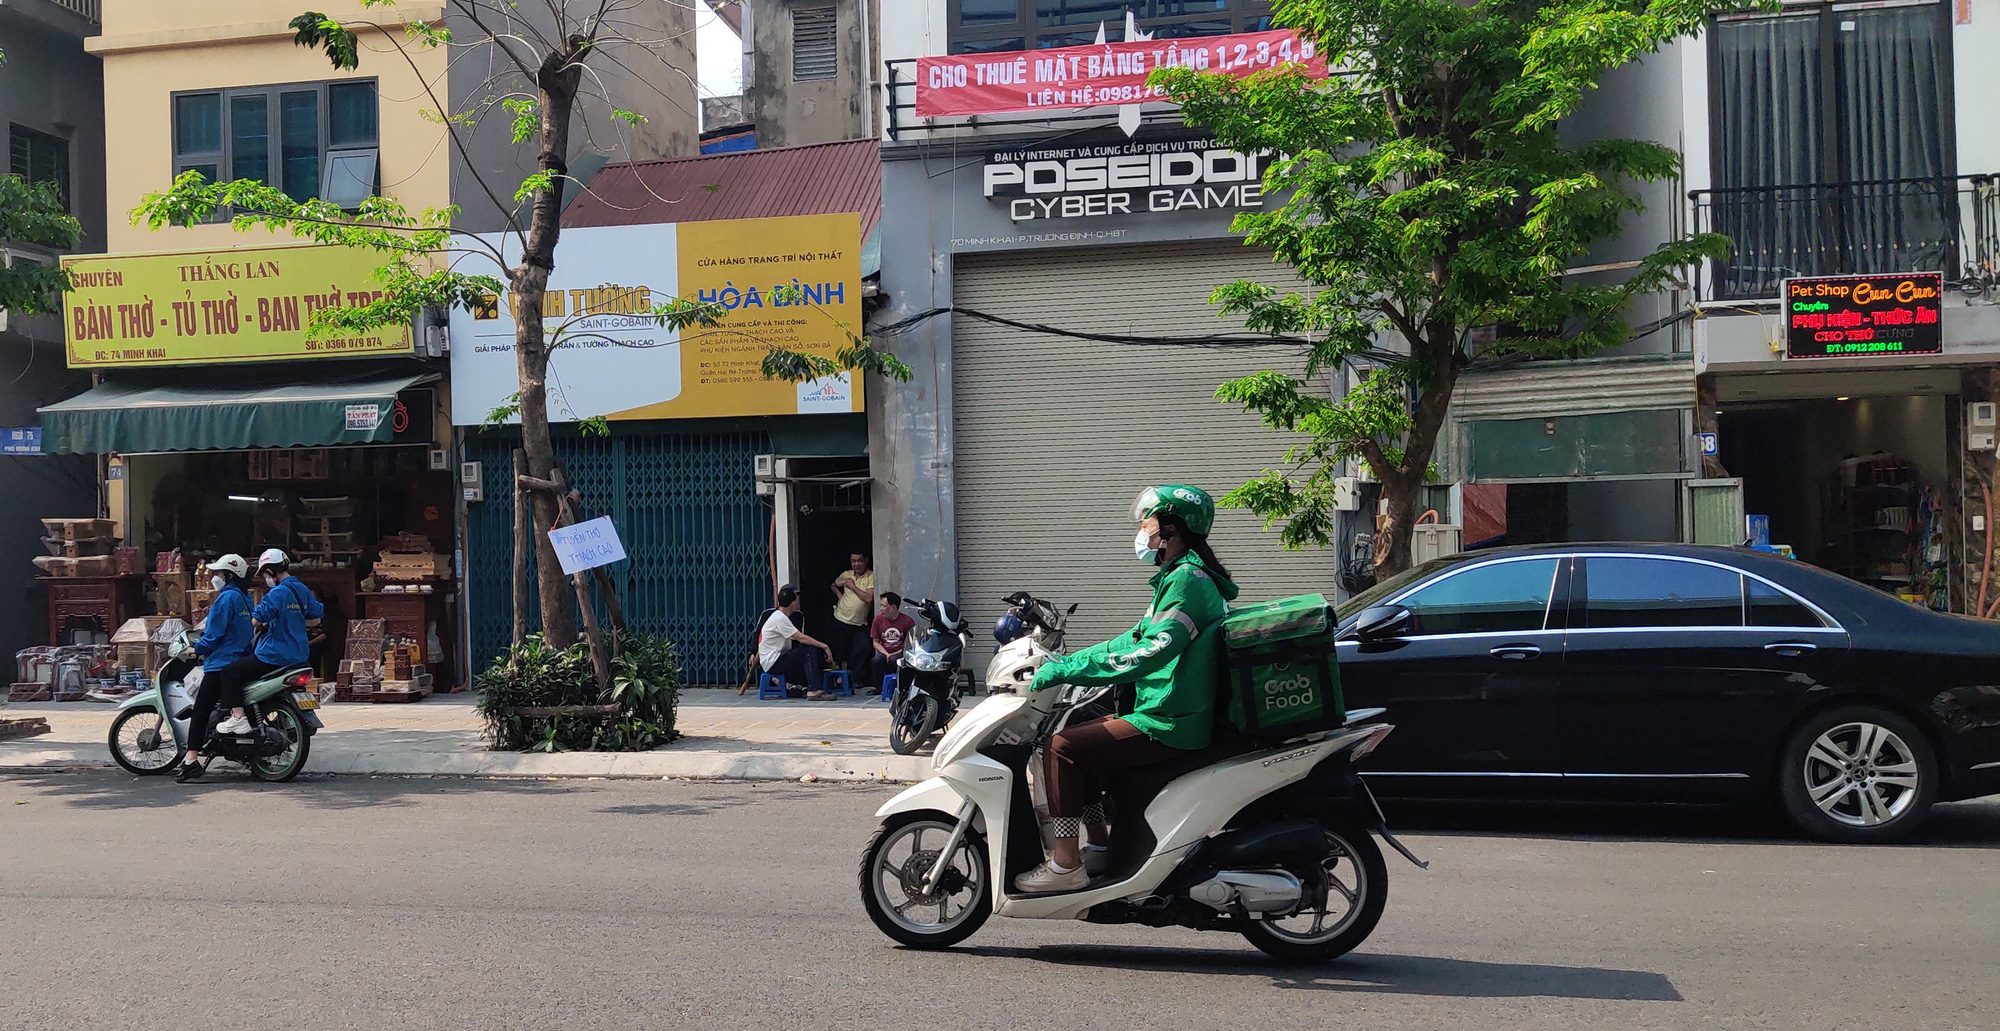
171, 80, 379, 208
793, 7, 840, 81
8, 125, 71, 210
947, 0, 1271, 54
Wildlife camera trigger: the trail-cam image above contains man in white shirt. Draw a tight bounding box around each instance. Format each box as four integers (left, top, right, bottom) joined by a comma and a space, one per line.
760, 585, 836, 698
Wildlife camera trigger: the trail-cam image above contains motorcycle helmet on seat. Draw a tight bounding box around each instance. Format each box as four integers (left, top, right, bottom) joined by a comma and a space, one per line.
994, 610, 1027, 645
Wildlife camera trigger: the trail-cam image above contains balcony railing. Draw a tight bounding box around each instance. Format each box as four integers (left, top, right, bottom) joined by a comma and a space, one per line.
1690, 176, 2000, 301
44, 0, 100, 22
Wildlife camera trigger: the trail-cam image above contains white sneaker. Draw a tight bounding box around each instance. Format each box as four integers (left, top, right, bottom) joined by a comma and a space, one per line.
1012, 861, 1089, 894
214, 715, 253, 736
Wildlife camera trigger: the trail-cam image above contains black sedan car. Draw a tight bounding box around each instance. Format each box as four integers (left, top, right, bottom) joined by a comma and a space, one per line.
1336, 543, 2000, 842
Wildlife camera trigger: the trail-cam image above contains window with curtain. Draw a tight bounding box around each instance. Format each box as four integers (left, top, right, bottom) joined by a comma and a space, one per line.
171, 80, 380, 210
1708, 2, 1955, 297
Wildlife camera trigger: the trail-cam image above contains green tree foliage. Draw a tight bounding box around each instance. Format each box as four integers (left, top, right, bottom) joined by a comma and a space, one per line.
1155, 0, 1735, 573
0, 176, 82, 316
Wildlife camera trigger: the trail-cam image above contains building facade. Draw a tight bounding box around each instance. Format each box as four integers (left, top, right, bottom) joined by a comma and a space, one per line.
0, 0, 104, 664
34, 0, 699, 686
866, 1, 1361, 647
1434, 0, 2000, 616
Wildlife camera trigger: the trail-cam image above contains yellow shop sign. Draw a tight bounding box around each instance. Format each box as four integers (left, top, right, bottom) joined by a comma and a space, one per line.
61, 244, 413, 368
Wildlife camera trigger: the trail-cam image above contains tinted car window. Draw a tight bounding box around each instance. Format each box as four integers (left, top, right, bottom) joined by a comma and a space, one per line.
1397, 558, 1558, 635
1747, 578, 1822, 627
1584, 557, 1743, 628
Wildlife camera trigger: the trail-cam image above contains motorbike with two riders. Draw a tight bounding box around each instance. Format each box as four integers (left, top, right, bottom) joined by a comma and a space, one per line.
106, 632, 322, 781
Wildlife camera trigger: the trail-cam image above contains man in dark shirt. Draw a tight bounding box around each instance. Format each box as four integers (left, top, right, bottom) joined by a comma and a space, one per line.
869, 592, 917, 688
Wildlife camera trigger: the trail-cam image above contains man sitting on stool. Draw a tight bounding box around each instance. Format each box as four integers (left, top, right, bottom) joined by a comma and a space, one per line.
759, 585, 837, 699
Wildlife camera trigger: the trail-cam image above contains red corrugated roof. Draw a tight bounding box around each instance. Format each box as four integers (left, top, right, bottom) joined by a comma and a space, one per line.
564, 139, 881, 236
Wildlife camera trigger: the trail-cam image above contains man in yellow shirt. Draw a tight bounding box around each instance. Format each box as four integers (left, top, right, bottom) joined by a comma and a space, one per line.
830, 551, 875, 672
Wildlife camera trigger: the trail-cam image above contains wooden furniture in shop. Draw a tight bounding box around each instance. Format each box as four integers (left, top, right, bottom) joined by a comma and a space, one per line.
296, 566, 360, 679
42, 576, 146, 646
360, 590, 453, 686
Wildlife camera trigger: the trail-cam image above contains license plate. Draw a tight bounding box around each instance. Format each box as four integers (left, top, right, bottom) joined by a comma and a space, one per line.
293, 690, 320, 710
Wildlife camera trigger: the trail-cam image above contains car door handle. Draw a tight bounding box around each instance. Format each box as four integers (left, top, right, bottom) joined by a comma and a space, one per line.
1489, 644, 1541, 660
1763, 641, 1817, 656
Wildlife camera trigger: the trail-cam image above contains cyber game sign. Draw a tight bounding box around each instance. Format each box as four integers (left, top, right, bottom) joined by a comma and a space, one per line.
982, 137, 1271, 224
1783, 272, 1944, 360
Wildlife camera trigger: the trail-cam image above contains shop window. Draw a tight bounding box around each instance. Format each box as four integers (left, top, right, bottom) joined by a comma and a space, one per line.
8, 124, 71, 210
1465, 409, 1689, 481
1583, 558, 1744, 629
948, 0, 1271, 54
172, 80, 380, 209
794, 8, 839, 81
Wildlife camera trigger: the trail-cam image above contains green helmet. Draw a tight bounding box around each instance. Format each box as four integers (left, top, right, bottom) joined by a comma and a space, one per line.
1131, 484, 1216, 536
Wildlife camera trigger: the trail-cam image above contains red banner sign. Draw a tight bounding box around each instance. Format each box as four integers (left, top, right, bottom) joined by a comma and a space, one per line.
915, 29, 1326, 118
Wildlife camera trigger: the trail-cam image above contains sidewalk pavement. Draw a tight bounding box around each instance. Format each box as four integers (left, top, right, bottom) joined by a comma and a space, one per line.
0, 689, 935, 783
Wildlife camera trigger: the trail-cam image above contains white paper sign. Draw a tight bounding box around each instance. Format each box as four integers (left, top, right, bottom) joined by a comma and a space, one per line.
345, 403, 381, 431
548, 516, 627, 575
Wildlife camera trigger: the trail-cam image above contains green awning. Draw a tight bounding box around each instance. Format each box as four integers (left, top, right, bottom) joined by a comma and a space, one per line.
39, 370, 435, 454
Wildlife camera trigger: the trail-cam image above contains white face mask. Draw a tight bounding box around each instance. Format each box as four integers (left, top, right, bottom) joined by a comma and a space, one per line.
1133, 530, 1159, 565
211, 575, 228, 592
263, 574, 278, 588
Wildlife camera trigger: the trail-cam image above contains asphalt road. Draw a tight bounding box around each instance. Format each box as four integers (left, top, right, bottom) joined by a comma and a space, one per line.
2, 772, 1995, 1031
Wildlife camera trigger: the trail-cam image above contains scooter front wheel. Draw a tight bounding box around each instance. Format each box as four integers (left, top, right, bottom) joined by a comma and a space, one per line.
1240, 818, 1388, 962
108, 707, 184, 775
888, 693, 942, 755
859, 810, 991, 948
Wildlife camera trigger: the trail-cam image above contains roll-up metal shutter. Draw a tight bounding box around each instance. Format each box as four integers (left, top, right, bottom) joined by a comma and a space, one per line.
1450, 354, 1697, 421
952, 240, 1337, 653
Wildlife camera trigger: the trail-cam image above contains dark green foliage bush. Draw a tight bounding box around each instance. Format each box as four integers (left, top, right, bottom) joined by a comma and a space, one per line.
476, 631, 683, 752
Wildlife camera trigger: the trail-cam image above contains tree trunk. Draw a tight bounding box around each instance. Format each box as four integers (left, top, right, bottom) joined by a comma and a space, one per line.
1376, 472, 1421, 576
507, 55, 584, 649
511, 449, 528, 649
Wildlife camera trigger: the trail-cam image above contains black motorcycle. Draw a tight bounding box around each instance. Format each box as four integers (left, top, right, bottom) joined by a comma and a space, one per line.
888, 598, 971, 754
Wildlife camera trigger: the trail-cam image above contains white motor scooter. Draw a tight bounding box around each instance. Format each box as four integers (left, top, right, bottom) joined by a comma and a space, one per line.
859, 603, 1425, 961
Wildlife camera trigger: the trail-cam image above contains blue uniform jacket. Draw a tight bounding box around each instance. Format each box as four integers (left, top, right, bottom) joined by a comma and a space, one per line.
194, 584, 255, 672
253, 576, 324, 666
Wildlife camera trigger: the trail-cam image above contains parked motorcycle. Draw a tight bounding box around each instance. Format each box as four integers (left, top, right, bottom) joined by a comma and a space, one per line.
888, 599, 972, 755
859, 651, 1424, 960
106, 634, 322, 781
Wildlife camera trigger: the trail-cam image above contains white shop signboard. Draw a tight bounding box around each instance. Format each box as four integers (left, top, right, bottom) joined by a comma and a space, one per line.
548, 516, 627, 575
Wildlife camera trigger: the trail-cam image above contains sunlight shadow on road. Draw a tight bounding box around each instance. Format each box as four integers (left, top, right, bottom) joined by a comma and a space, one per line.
959, 944, 1681, 1000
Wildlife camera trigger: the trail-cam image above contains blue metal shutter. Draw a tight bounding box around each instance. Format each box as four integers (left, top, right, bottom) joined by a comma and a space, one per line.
464, 427, 772, 686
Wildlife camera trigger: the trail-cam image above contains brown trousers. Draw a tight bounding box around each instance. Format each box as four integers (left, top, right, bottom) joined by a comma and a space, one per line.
1044, 716, 1186, 818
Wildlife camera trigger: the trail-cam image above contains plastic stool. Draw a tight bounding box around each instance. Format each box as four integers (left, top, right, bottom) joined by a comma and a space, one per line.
822, 669, 854, 697
757, 673, 789, 700
879, 673, 897, 702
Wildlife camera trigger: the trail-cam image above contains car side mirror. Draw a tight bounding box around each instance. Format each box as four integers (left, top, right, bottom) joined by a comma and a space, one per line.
1354, 604, 1413, 642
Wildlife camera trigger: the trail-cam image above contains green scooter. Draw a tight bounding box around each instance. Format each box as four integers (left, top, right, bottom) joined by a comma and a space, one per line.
107, 632, 322, 781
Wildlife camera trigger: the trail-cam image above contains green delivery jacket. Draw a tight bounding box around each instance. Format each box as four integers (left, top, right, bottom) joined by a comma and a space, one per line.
1031, 552, 1239, 751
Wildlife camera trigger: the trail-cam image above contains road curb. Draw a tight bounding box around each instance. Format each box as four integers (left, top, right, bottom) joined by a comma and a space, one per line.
0, 751, 932, 783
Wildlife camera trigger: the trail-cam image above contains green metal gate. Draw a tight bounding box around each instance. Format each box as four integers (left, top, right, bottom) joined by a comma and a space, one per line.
463, 426, 772, 685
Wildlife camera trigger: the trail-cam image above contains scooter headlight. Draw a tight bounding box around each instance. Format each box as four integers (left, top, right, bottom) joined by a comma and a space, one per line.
905, 649, 943, 672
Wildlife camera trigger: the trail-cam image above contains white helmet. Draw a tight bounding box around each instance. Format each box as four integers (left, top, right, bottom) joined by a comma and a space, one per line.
256, 548, 290, 574
210, 554, 250, 579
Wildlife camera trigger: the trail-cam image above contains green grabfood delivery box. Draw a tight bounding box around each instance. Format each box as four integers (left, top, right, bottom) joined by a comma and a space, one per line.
1220, 593, 1344, 738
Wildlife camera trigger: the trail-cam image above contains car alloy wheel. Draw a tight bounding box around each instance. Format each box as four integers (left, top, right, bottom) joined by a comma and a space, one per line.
1801, 721, 1921, 828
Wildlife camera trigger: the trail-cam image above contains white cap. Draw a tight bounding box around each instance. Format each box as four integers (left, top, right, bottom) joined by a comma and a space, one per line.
255, 547, 290, 572
210, 554, 249, 578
